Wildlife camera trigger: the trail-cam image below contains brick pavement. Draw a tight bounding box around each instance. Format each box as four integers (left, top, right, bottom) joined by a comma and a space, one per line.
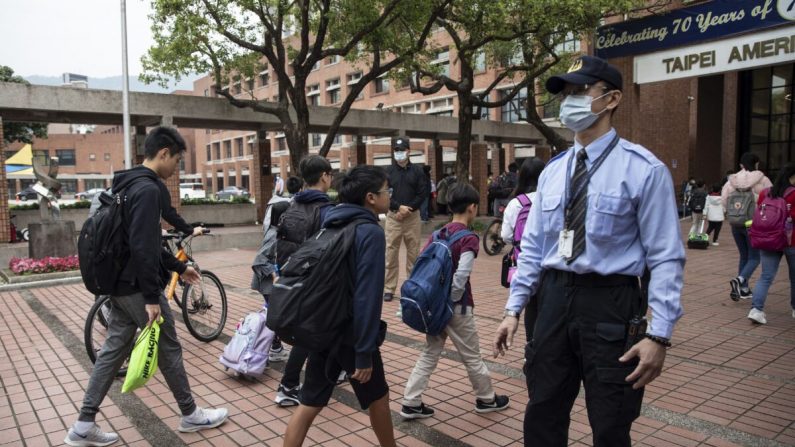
0, 220, 793, 446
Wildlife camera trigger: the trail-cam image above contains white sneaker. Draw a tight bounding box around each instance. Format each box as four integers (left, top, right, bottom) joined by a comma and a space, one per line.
64, 424, 119, 447
712, 242, 719, 246
178, 407, 228, 433
269, 347, 290, 362
748, 308, 767, 325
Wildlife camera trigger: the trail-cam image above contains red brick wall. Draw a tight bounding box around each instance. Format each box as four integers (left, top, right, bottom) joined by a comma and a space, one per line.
470, 143, 488, 216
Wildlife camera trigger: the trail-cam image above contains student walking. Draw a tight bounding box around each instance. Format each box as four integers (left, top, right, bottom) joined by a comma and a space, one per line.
283, 166, 396, 447
273, 156, 335, 407
705, 183, 725, 246
65, 127, 227, 446
747, 164, 795, 324
688, 179, 707, 236
401, 183, 510, 420
722, 153, 772, 301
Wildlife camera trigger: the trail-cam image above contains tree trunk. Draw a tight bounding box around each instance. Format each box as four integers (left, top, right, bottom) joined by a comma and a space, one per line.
455, 91, 474, 184
524, 93, 570, 155
286, 94, 311, 175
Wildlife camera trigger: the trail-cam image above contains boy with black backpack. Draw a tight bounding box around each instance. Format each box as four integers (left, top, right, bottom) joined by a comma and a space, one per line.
282, 165, 395, 447
688, 179, 708, 236
274, 155, 335, 406
400, 183, 509, 420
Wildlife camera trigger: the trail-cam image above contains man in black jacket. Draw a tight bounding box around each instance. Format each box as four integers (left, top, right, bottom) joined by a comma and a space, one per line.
65, 127, 228, 447
383, 137, 428, 302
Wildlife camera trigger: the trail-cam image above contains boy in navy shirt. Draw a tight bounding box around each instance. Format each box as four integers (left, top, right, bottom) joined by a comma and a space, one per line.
283, 166, 396, 447
401, 183, 510, 419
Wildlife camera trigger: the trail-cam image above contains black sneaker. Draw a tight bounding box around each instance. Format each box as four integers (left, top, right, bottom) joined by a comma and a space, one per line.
729, 277, 740, 302
739, 288, 753, 300
275, 384, 301, 407
475, 395, 510, 413
400, 403, 435, 419
383, 293, 394, 302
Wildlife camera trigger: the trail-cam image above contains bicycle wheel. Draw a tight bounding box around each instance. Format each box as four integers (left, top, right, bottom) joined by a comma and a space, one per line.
84, 295, 137, 377
482, 219, 506, 256
181, 270, 227, 342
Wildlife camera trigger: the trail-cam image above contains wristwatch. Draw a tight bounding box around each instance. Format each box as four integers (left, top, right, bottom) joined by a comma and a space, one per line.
503, 310, 520, 319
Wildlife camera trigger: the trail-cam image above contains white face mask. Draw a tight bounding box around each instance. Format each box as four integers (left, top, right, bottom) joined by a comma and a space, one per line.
558, 92, 611, 132
394, 150, 408, 162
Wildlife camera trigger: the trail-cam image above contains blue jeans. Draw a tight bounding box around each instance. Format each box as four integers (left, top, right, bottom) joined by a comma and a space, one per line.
752, 248, 795, 311
420, 197, 429, 221
731, 226, 760, 280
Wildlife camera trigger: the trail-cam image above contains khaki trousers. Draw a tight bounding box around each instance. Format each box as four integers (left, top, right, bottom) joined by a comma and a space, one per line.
384, 210, 421, 294
403, 305, 495, 406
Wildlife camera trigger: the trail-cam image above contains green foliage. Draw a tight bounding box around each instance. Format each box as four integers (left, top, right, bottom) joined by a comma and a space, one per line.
0, 66, 48, 144
181, 196, 252, 206
9, 203, 39, 211
61, 201, 91, 209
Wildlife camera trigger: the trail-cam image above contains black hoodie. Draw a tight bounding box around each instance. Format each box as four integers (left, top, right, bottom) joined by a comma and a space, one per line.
112, 166, 186, 304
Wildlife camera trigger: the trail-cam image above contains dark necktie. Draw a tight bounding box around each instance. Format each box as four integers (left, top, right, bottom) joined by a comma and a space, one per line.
566, 148, 588, 263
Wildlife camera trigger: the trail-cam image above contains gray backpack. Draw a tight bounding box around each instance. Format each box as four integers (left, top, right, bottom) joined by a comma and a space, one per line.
726, 187, 755, 227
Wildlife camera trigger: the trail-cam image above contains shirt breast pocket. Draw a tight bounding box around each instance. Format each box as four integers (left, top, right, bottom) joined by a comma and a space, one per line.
589, 194, 633, 241
541, 195, 564, 234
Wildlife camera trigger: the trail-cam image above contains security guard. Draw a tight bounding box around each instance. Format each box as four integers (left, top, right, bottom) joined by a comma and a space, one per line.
493, 56, 685, 447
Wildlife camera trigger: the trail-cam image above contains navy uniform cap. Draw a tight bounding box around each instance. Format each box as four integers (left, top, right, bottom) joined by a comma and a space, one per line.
393, 137, 410, 150
545, 55, 623, 94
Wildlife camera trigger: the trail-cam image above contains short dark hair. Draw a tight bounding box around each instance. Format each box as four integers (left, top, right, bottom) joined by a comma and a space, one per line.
508, 162, 519, 173
695, 179, 705, 188
144, 126, 186, 159
337, 165, 388, 206
270, 201, 290, 226
299, 155, 332, 186
447, 183, 480, 214
740, 152, 760, 172
711, 182, 722, 194
286, 176, 303, 194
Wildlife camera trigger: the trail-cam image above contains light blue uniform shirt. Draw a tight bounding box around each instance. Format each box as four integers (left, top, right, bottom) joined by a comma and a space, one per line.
507, 128, 685, 339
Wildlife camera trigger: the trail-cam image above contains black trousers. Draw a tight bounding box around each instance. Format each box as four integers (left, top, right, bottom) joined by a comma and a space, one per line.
706, 221, 723, 242
281, 345, 310, 389
523, 269, 644, 447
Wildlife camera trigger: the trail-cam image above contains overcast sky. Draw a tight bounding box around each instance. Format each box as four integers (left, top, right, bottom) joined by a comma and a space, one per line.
0, 0, 160, 77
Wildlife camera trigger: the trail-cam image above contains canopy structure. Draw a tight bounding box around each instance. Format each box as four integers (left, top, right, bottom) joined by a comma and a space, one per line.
5, 144, 33, 176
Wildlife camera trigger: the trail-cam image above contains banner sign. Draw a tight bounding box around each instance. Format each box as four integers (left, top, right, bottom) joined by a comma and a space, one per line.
596, 0, 795, 59
634, 25, 795, 84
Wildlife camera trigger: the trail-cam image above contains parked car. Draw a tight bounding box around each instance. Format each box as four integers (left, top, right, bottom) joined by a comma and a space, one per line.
180, 182, 207, 200
76, 188, 106, 201
15, 186, 38, 201
215, 186, 250, 201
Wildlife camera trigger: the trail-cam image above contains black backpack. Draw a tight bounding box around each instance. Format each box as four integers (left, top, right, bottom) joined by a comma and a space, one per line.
266, 220, 367, 352
275, 201, 325, 267
78, 182, 139, 295
689, 190, 707, 213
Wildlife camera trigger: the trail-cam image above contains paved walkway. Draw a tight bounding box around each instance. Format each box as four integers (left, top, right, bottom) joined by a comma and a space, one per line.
0, 221, 794, 446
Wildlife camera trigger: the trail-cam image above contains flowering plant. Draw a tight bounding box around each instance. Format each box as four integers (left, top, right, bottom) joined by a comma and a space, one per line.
9, 255, 80, 275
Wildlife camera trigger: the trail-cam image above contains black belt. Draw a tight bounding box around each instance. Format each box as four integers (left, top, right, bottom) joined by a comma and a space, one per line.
547, 269, 639, 288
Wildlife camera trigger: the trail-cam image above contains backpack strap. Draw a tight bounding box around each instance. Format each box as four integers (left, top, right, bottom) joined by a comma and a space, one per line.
445, 228, 474, 246
516, 194, 532, 207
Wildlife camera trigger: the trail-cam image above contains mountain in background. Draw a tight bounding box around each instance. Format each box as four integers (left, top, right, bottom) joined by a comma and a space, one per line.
24, 74, 200, 94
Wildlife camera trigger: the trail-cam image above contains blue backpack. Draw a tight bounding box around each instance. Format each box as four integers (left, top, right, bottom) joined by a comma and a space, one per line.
400, 228, 474, 336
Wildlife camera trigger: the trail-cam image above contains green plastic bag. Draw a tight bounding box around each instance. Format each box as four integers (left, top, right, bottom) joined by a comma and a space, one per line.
122, 316, 163, 393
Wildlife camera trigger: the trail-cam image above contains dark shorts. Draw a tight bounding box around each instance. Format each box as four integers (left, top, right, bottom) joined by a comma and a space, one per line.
300, 323, 389, 410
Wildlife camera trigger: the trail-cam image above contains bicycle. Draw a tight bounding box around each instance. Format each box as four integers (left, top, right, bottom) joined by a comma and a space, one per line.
84, 230, 228, 376
482, 205, 506, 256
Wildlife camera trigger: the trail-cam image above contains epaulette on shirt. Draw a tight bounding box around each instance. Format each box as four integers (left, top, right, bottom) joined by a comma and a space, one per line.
619, 140, 664, 168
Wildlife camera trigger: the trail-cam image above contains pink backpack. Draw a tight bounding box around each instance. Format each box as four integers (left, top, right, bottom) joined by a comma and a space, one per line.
749, 187, 795, 251
501, 195, 532, 288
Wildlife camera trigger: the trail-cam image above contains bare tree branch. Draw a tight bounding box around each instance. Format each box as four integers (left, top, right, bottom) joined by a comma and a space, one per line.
319, 0, 403, 58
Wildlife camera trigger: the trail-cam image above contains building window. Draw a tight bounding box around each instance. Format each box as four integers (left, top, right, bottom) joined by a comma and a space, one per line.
242, 174, 250, 190
217, 172, 224, 191
259, 70, 270, 86
56, 149, 76, 166
474, 51, 487, 72
228, 175, 236, 187
501, 88, 528, 123
233, 77, 242, 94
426, 97, 454, 116
224, 140, 232, 159
246, 78, 255, 91
312, 61, 321, 71
307, 84, 320, 106
236, 138, 244, 157
89, 153, 96, 161
179, 158, 186, 172
327, 55, 341, 65
400, 103, 422, 114
326, 78, 341, 104
432, 47, 451, 77
333, 134, 342, 145
311, 133, 323, 147
277, 137, 286, 151
374, 77, 389, 94
85, 179, 105, 190
248, 139, 255, 155
60, 179, 77, 194
554, 32, 581, 54
742, 63, 795, 176
347, 72, 365, 100
104, 153, 111, 161
206, 145, 212, 161
203, 89, 209, 97
213, 142, 221, 160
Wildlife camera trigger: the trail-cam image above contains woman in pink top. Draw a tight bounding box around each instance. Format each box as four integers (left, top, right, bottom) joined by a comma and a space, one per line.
721, 153, 772, 301
747, 164, 795, 324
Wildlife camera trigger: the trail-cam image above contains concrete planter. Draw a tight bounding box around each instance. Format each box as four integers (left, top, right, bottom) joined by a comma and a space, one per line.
0, 268, 81, 285
179, 203, 257, 226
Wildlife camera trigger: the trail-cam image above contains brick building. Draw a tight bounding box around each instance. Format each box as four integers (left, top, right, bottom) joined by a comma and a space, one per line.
599, 0, 795, 194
